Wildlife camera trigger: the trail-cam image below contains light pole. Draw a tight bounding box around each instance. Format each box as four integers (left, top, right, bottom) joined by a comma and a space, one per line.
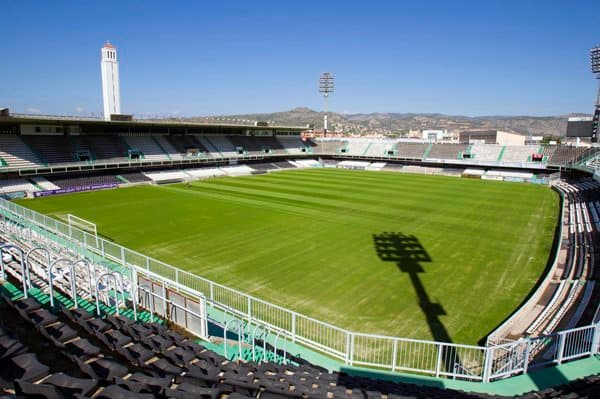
319, 72, 334, 137
591, 45, 600, 142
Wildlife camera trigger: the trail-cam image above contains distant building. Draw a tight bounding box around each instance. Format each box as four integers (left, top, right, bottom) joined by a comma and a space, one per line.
421, 129, 446, 141
100, 41, 121, 121
459, 130, 525, 146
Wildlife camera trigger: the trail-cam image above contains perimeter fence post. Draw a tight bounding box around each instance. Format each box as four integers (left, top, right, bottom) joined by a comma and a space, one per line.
591, 324, 600, 356
523, 339, 531, 374
291, 313, 296, 342
557, 332, 566, 365
482, 345, 493, 383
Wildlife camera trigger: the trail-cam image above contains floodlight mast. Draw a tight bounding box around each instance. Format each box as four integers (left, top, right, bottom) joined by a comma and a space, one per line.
319, 73, 334, 137
591, 45, 600, 142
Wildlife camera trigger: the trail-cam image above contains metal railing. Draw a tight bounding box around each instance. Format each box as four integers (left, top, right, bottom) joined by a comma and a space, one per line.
0, 197, 598, 382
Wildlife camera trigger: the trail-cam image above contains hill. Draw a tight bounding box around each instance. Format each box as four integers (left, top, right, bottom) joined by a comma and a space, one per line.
159, 108, 590, 137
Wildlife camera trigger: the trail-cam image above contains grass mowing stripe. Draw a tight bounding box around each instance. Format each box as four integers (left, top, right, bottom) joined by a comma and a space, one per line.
15, 170, 559, 345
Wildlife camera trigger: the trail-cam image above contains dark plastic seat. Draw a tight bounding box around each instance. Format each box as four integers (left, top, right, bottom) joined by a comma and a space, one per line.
77, 357, 129, 381
66, 339, 101, 358
165, 383, 218, 399
119, 342, 154, 367
85, 318, 112, 334
148, 357, 183, 377
143, 334, 172, 352
61, 306, 94, 325
126, 323, 154, 339
28, 308, 61, 327
165, 346, 196, 366
178, 339, 206, 356
0, 334, 28, 360
44, 323, 79, 343
182, 362, 220, 384
127, 372, 172, 395
3, 352, 50, 382
95, 384, 155, 399
106, 314, 135, 330
13, 296, 43, 313
45, 372, 98, 396
14, 379, 68, 399
101, 329, 133, 349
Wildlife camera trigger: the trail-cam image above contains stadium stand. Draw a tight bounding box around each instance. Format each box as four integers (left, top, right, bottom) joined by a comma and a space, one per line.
30, 176, 60, 191
185, 167, 226, 179
238, 136, 286, 155
314, 140, 347, 154
468, 144, 503, 162
21, 135, 79, 164
548, 146, 590, 165
344, 140, 372, 156
271, 161, 297, 169
81, 135, 130, 163
117, 172, 152, 184
541, 145, 556, 161
48, 174, 121, 189
0, 178, 39, 194
393, 142, 428, 159
152, 136, 183, 160
0, 134, 41, 168
166, 135, 211, 157
276, 136, 313, 154
203, 136, 237, 157
501, 145, 541, 163
364, 141, 391, 157
425, 143, 468, 160
143, 170, 189, 183
123, 136, 170, 161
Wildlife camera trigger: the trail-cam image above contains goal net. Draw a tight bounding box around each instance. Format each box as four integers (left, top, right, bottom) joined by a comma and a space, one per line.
67, 214, 97, 237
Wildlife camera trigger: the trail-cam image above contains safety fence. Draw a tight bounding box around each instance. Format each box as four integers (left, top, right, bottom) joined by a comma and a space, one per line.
0, 197, 598, 383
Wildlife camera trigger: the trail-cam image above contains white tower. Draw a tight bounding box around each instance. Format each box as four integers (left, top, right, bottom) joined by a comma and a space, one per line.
100, 41, 121, 120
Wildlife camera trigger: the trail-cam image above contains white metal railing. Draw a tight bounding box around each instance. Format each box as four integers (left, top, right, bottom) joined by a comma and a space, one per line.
0, 197, 598, 382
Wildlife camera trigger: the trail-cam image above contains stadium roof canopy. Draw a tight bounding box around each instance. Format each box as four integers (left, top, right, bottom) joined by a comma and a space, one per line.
0, 113, 308, 135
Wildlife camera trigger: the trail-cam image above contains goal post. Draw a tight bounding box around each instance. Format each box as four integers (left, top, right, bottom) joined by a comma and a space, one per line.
67, 214, 97, 237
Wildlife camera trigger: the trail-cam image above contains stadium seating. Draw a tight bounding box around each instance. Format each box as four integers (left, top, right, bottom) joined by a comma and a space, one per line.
227, 136, 286, 155
0, 134, 41, 168
364, 141, 391, 157
202, 136, 237, 157
166, 135, 211, 157
425, 144, 468, 160
501, 145, 540, 163
0, 178, 39, 194
276, 136, 314, 154
81, 135, 130, 162
124, 136, 171, 161
548, 146, 589, 165
393, 143, 428, 159
344, 140, 372, 156
22, 135, 79, 164
468, 144, 503, 162
314, 140, 348, 154
31, 176, 61, 191
48, 175, 120, 189
153, 136, 184, 160
117, 172, 152, 184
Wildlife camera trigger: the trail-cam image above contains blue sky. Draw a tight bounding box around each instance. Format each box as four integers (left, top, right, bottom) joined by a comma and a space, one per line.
1, 1, 598, 117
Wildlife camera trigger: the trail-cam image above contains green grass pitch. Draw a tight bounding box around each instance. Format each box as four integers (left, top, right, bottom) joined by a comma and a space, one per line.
17, 169, 559, 345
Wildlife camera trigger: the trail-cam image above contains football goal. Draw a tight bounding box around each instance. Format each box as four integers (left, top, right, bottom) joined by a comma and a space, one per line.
67, 214, 97, 237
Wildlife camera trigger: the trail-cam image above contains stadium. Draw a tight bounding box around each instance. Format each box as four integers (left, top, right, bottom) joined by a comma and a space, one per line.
1, 14, 600, 399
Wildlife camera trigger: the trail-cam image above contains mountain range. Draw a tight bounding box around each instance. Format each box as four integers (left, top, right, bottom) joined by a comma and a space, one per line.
163, 108, 590, 137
